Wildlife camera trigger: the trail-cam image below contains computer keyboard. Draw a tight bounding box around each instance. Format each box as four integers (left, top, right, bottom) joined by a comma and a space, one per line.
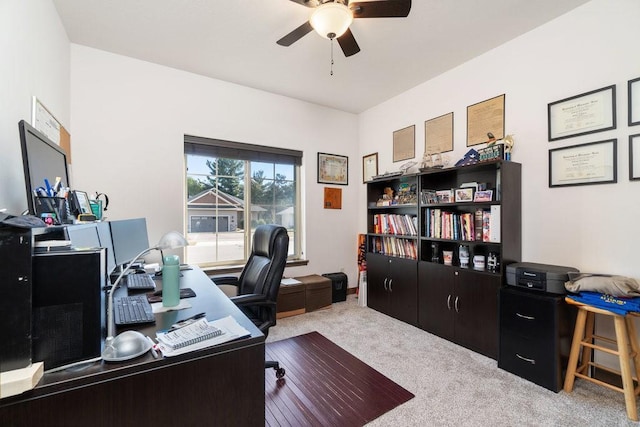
125, 273, 156, 291
113, 294, 155, 325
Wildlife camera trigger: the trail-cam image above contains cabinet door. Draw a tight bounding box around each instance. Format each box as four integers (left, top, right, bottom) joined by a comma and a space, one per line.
454, 269, 500, 358
418, 262, 454, 340
366, 253, 390, 314
388, 257, 417, 324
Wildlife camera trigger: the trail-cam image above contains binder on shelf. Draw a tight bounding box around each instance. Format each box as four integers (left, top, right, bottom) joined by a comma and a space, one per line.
490, 205, 501, 243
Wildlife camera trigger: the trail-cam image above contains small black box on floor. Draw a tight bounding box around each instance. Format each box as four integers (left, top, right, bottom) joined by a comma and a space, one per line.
322, 272, 348, 303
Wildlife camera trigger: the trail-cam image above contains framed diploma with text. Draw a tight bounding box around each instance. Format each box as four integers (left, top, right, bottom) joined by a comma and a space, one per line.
629, 77, 640, 126
393, 125, 415, 162
318, 152, 348, 185
467, 94, 504, 146
425, 112, 453, 154
630, 134, 640, 181
548, 85, 616, 141
549, 139, 617, 187
362, 152, 378, 183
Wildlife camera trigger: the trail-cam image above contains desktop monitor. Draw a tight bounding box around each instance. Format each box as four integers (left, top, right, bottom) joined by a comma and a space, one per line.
109, 218, 150, 266
96, 221, 117, 277
19, 120, 71, 215
66, 223, 101, 250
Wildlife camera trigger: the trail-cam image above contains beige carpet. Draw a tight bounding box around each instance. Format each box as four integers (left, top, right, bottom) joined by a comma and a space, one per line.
267, 295, 638, 426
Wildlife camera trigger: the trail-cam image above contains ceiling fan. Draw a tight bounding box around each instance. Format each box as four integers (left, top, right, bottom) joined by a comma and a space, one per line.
277, 0, 412, 57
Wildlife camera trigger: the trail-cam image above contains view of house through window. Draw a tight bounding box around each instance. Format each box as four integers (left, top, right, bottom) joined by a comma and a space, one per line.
184, 136, 301, 267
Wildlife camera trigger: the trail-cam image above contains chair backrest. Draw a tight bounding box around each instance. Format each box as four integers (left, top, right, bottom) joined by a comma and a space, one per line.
236, 225, 289, 327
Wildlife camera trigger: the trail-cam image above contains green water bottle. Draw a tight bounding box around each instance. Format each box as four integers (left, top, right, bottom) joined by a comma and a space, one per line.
162, 255, 180, 307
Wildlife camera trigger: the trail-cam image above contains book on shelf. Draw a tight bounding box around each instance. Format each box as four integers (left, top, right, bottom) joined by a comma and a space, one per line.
489, 205, 501, 243
155, 315, 250, 357
474, 208, 484, 241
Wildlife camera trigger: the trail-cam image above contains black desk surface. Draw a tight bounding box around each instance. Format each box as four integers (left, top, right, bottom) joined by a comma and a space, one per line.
0, 267, 266, 425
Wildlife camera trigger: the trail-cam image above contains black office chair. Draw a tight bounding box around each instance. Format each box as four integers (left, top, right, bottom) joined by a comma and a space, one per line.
212, 224, 289, 379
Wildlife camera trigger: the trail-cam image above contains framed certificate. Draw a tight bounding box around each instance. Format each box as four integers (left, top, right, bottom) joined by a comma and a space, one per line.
425, 112, 453, 154
393, 125, 415, 162
549, 139, 617, 187
630, 134, 640, 181
629, 77, 640, 126
467, 95, 505, 146
318, 152, 348, 185
362, 152, 378, 183
548, 85, 616, 141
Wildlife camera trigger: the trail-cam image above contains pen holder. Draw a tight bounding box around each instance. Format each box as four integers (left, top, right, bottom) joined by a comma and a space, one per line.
35, 196, 69, 225
162, 255, 180, 307
89, 200, 103, 220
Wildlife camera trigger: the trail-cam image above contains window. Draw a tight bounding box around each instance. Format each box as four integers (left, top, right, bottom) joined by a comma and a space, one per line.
184, 135, 302, 267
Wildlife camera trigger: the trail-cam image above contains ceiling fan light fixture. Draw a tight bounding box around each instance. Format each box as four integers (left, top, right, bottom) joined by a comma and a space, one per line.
310, 2, 353, 40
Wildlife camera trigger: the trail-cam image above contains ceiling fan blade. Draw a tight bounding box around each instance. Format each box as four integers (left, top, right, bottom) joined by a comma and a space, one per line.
277, 21, 314, 46
287, 0, 319, 7
337, 28, 361, 57
350, 0, 411, 18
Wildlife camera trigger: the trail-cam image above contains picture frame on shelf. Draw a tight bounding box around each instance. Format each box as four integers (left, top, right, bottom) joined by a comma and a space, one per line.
467, 94, 505, 146
630, 134, 640, 181
549, 139, 617, 187
473, 190, 493, 202
548, 85, 616, 141
318, 152, 348, 185
454, 188, 474, 202
393, 125, 415, 162
629, 77, 640, 126
436, 189, 454, 204
362, 152, 378, 183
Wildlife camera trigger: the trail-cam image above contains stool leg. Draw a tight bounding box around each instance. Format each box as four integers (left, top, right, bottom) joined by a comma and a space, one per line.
625, 317, 640, 382
565, 307, 588, 393
614, 315, 638, 421
579, 311, 596, 375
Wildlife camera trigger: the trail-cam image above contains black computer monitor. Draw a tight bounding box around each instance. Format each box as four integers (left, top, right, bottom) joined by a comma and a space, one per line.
19, 120, 71, 215
66, 224, 101, 249
95, 221, 117, 276
109, 218, 150, 267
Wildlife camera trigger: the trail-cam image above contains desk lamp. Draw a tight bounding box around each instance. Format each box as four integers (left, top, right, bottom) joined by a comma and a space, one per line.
102, 231, 188, 362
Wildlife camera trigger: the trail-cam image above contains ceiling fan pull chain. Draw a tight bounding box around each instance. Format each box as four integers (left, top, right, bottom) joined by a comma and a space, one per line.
330, 38, 334, 76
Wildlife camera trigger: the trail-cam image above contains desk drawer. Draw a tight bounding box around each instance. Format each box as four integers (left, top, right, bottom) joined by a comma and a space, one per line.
500, 288, 557, 339
499, 330, 562, 392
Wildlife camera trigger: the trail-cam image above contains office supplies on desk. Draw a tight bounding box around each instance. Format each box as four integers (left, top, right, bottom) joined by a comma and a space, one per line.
168, 312, 206, 332
124, 273, 156, 291
155, 315, 250, 357
113, 295, 155, 325
146, 287, 196, 303
156, 317, 222, 350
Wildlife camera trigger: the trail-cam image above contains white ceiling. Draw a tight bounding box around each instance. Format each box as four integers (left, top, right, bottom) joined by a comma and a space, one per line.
52, 0, 590, 114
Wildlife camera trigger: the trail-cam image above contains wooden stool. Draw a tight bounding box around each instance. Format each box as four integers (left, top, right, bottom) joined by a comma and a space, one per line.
563, 297, 640, 421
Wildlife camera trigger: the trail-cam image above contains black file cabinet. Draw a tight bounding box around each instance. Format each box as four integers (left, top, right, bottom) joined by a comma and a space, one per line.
498, 287, 576, 392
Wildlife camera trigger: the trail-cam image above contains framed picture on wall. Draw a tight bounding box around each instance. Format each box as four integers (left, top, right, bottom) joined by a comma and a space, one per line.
548, 85, 616, 141
393, 125, 415, 162
466, 94, 505, 146
630, 134, 640, 180
425, 112, 454, 154
629, 77, 640, 126
549, 139, 617, 187
318, 152, 348, 185
362, 152, 378, 183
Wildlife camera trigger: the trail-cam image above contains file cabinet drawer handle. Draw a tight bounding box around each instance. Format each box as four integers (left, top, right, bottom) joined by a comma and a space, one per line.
516, 312, 535, 321
515, 353, 536, 364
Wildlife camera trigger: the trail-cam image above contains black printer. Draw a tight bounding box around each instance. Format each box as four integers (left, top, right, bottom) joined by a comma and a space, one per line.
506, 262, 579, 294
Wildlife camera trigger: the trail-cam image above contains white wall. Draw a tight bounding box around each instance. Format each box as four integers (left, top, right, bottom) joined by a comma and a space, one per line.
0, 0, 69, 214
69, 45, 359, 280
358, 0, 640, 277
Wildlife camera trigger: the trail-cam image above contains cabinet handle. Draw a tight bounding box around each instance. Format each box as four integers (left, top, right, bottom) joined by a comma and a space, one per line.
447, 295, 452, 310
516, 313, 535, 321
454, 296, 459, 313
388, 279, 393, 292
515, 353, 536, 365
383, 278, 388, 291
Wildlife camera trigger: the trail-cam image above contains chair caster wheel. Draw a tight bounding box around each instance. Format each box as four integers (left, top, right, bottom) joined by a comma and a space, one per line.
275, 367, 285, 379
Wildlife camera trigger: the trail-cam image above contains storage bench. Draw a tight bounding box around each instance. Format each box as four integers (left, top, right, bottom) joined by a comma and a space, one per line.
295, 274, 332, 312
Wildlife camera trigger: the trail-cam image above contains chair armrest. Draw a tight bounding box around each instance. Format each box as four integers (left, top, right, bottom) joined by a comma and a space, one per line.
210, 275, 240, 286
231, 293, 269, 306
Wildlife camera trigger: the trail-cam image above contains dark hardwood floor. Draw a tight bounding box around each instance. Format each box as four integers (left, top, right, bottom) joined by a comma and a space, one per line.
265, 332, 414, 426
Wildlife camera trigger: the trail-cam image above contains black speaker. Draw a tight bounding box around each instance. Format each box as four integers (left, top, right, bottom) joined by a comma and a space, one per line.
0, 226, 32, 373
32, 248, 106, 370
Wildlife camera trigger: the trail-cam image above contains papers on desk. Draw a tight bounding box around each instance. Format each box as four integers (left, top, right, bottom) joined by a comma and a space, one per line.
281, 278, 302, 286
154, 315, 251, 357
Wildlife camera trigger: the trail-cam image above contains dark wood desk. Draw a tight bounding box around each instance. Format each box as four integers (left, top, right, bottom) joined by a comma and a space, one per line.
0, 268, 265, 426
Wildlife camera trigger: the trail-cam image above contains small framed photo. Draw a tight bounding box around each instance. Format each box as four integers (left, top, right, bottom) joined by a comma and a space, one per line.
473, 190, 493, 202
455, 188, 474, 202
318, 152, 348, 185
630, 134, 640, 180
436, 189, 454, 204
